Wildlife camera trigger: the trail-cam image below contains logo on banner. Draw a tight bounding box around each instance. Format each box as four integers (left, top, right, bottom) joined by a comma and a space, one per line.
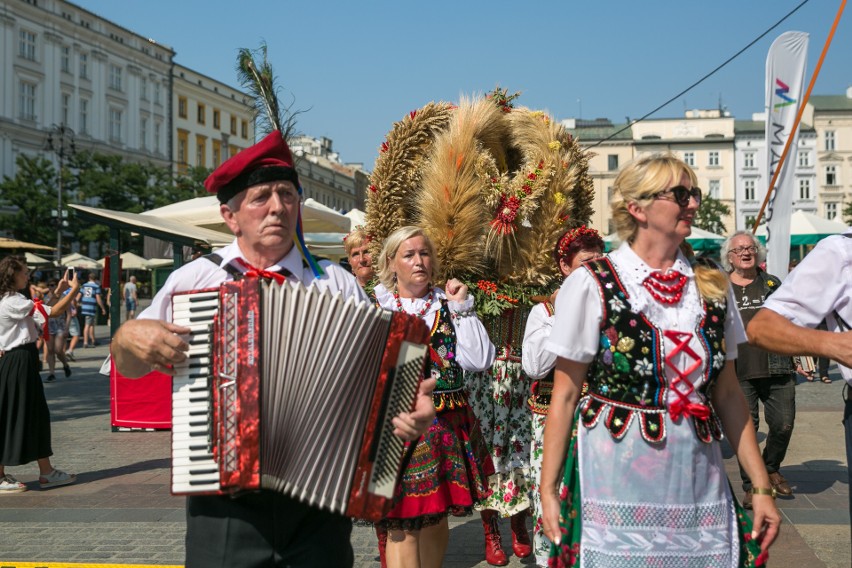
773, 79, 797, 110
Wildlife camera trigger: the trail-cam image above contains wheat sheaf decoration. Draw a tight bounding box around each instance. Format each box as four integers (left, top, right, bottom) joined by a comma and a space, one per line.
366, 88, 595, 318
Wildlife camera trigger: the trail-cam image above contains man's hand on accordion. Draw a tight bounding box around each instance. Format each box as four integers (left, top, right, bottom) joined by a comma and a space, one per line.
391, 377, 437, 441
112, 319, 191, 378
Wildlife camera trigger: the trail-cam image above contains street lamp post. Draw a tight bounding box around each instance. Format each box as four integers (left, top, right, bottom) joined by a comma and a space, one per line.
45, 124, 76, 267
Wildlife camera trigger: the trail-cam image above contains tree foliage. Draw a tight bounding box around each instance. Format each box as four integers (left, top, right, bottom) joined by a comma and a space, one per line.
0, 151, 210, 257
694, 195, 732, 235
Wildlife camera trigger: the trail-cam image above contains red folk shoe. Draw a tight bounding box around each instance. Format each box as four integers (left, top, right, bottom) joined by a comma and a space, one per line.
510, 509, 532, 558
481, 510, 508, 566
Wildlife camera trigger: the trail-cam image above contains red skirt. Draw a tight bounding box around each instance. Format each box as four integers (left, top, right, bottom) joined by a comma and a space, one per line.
381, 404, 494, 529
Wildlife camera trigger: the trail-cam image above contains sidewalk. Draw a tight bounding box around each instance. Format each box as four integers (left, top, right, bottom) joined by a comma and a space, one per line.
0, 316, 848, 567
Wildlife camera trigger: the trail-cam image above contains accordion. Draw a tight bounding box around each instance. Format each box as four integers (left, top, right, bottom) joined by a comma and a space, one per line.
170, 277, 430, 521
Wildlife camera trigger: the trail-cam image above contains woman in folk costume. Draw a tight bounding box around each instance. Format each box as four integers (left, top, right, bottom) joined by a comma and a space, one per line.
540, 154, 781, 567
375, 225, 496, 568
521, 226, 603, 567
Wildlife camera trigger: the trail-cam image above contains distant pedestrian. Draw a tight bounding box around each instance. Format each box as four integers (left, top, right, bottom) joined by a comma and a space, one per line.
42, 279, 72, 383
0, 258, 80, 493
65, 295, 81, 361
124, 276, 138, 320
76, 272, 106, 348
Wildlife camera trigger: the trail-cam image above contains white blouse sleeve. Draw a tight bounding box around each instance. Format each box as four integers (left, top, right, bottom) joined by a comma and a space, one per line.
545, 268, 601, 364
448, 297, 496, 372
522, 303, 556, 379
724, 284, 746, 360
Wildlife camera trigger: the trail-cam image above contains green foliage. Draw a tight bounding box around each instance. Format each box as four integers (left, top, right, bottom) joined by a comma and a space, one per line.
694, 195, 731, 235
843, 201, 852, 226
0, 155, 59, 246
465, 277, 557, 319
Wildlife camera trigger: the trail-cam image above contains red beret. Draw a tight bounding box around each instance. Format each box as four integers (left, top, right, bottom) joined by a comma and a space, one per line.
204, 130, 300, 203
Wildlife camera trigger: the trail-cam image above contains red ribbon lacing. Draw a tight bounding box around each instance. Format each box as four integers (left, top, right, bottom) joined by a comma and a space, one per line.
664, 329, 709, 421
234, 258, 291, 284
29, 299, 50, 341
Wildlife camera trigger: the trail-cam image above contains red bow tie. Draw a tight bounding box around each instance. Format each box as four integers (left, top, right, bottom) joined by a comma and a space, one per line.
234, 258, 294, 284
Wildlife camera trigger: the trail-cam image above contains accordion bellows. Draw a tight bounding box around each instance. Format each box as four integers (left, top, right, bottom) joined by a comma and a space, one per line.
171, 278, 430, 521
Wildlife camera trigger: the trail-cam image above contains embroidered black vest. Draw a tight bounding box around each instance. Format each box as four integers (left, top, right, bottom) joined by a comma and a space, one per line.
579, 258, 727, 444
430, 300, 467, 412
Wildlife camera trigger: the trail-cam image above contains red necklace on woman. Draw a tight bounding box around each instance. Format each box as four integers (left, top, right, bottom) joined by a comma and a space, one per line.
642, 270, 687, 305
394, 288, 434, 318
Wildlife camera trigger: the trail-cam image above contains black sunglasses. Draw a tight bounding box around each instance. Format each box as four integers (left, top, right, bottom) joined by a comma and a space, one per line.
652, 185, 702, 207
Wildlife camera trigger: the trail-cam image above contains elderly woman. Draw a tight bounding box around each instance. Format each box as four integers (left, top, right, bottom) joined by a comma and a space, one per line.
343, 225, 376, 296
0, 258, 80, 493
540, 154, 781, 567
521, 225, 603, 568
721, 230, 796, 509
375, 225, 495, 568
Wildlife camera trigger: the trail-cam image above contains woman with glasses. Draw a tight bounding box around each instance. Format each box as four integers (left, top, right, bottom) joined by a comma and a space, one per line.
722, 230, 796, 509
540, 153, 780, 567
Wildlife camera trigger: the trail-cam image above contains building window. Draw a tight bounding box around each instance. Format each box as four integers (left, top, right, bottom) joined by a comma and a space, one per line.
18, 81, 36, 121
744, 179, 755, 201
140, 117, 148, 149
683, 152, 695, 167
109, 108, 123, 142
79, 98, 89, 133
19, 30, 36, 61
197, 103, 206, 125
62, 93, 71, 125
61, 46, 71, 73
154, 83, 161, 105
213, 109, 221, 130
154, 121, 161, 153
230, 116, 237, 135
177, 130, 189, 172
708, 179, 720, 199
140, 77, 148, 100
744, 215, 757, 229
109, 65, 123, 91
708, 151, 719, 167
607, 154, 618, 171
79, 53, 88, 79
826, 165, 837, 186
196, 135, 207, 167
798, 178, 811, 200
825, 130, 835, 151
241, 120, 248, 139
213, 140, 222, 167
826, 202, 838, 220
178, 97, 187, 119
744, 152, 755, 169
797, 150, 810, 167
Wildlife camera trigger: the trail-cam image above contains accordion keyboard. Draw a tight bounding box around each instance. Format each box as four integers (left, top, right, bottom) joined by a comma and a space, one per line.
171, 290, 220, 494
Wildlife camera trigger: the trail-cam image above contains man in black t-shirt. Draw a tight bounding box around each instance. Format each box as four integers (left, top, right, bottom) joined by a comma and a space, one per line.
722, 231, 795, 509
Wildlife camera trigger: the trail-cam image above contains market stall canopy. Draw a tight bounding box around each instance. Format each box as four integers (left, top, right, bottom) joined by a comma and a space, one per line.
344, 208, 366, 228
755, 210, 849, 246
70, 204, 233, 248
0, 237, 55, 252
61, 252, 101, 269
25, 252, 55, 267
98, 251, 151, 271
141, 196, 351, 234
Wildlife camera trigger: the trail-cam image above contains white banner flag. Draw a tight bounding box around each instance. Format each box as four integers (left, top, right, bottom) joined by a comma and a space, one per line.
764, 31, 808, 278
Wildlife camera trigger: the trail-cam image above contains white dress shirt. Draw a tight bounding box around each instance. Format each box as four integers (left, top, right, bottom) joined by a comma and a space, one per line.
522, 302, 556, 379
763, 232, 852, 384
0, 292, 50, 350
139, 239, 367, 322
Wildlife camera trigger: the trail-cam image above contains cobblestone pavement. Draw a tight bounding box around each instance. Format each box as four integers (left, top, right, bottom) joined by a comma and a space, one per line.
0, 315, 848, 567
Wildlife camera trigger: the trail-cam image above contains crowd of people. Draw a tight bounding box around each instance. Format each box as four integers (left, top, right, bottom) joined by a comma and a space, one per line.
2, 129, 850, 568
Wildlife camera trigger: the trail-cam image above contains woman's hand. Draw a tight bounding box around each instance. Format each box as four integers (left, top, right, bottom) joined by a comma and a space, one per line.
541, 487, 563, 545
750, 494, 782, 557
444, 278, 468, 302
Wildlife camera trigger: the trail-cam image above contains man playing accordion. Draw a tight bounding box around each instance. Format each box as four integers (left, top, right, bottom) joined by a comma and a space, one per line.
112, 131, 436, 568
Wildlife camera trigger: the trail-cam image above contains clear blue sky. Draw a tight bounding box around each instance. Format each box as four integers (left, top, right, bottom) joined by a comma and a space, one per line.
73, 0, 850, 169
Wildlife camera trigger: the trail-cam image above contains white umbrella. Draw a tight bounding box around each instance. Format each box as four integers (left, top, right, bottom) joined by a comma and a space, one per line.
61, 252, 101, 269
24, 252, 55, 267
755, 210, 849, 245
99, 251, 151, 271
344, 208, 366, 229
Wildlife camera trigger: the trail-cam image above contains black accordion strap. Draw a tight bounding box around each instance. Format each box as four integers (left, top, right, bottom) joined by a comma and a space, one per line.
202, 253, 244, 280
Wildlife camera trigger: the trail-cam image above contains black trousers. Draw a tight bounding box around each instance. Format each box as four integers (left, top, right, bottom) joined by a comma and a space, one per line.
738, 374, 796, 489
185, 491, 353, 568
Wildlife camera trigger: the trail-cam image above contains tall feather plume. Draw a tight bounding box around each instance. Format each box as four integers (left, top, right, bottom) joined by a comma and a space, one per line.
236, 43, 290, 139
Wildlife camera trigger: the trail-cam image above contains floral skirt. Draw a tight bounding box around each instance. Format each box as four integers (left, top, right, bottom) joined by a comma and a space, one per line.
549, 408, 765, 568
379, 404, 494, 531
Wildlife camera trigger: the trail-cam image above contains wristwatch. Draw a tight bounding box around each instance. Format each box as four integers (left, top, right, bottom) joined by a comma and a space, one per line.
751, 487, 777, 499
